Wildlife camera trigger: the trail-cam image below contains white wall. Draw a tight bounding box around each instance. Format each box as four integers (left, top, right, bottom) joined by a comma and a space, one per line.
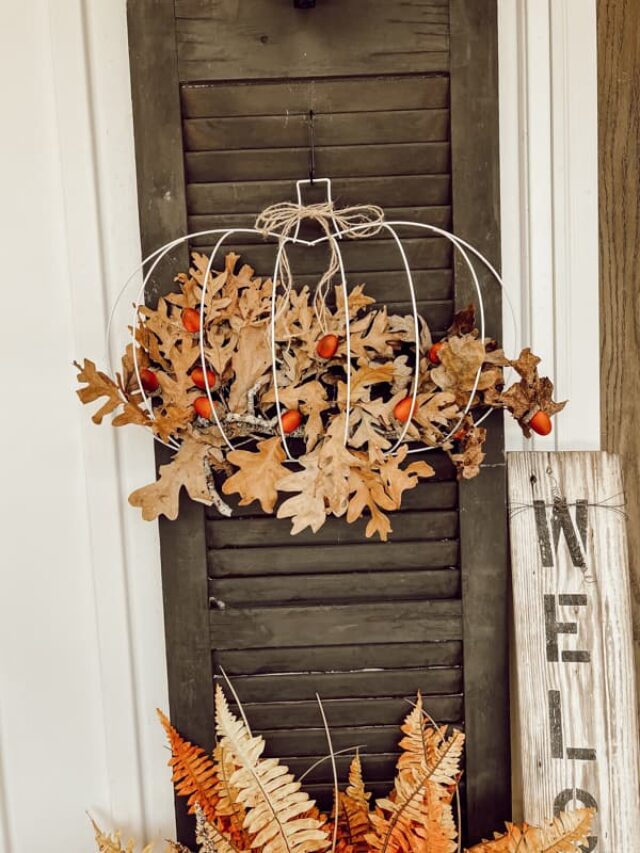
0, 1, 599, 850
0, 1, 173, 850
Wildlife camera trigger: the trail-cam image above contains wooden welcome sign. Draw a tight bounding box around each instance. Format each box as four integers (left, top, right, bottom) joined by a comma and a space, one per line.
508, 451, 640, 851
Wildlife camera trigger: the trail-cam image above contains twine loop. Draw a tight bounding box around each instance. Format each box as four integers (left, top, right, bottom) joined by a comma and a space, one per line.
255, 200, 385, 329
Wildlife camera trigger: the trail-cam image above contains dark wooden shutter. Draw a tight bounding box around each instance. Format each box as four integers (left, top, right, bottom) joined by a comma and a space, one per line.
127, 1, 509, 845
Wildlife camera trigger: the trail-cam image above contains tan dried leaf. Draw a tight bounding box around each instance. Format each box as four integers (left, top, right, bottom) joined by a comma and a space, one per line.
75, 359, 149, 427
228, 324, 271, 413
222, 436, 288, 513
128, 434, 214, 521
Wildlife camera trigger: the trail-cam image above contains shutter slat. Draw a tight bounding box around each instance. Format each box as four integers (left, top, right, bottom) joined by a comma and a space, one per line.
214, 641, 463, 676
185, 142, 450, 183
187, 175, 451, 214
209, 600, 462, 649
183, 111, 450, 152
217, 667, 461, 703
208, 509, 457, 548
189, 237, 452, 273
209, 541, 459, 577
228, 694, 463, 730
210, 569, 460, 606
181, 75, 449, 118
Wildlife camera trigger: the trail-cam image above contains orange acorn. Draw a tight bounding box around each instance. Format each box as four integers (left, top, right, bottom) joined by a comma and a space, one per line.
453, 428, 466, 441
393, 397, 414, 423
139, 368, 159, 394
181, 307, 200, 333
428, 341, 444, 365
316, 333, 339, 359
193, 396, 214, 420
280, 409, 303, 434
191, 366, 216, 390
529, 410, 552, 436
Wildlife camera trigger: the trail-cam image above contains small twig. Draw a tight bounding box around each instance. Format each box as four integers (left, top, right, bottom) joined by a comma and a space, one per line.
204, 460, 233, 516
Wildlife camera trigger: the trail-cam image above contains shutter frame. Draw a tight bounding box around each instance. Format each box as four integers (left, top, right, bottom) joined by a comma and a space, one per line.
126, 1, 510, 845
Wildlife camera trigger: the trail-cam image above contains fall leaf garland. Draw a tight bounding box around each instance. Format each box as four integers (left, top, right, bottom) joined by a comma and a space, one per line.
75, 251, 566, 538
91, 689, 594, 853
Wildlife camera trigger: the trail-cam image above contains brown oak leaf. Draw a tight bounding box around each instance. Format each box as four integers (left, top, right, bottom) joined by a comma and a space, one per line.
222, 436, 288, 513
128, 434, 216, 521
74, 359, 148, 427
500, 348, 567, 434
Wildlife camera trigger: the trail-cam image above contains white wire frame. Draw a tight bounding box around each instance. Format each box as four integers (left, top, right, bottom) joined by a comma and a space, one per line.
106, 203, 514, 462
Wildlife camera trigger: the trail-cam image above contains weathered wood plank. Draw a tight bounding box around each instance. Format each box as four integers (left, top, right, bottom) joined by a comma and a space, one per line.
232, 693, 463, 730
508, 451, 640, 850
175, 1, 449, 81
183, 111, 450, 151
598, 0, 640, 702
185, 142, 450, 183
187, 175, 451, 215
180, 75, 450, 118
209, 568, 460, 606
208, 509, 457, 548
213, 640, 463, 675
216, 667, 462, 703
450, 0, 509, 841
208, 540, 459, 577
209, 600, 463, 649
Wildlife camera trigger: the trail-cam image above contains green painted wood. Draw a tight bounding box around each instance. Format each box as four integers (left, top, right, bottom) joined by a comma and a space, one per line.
181, 74, 449, 118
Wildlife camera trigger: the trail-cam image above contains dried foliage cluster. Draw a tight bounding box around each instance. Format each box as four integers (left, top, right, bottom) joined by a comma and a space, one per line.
75, 252, 565, 539
92, 689, 593, 853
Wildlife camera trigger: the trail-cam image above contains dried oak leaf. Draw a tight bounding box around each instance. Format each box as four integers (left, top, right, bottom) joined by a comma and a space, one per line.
277, 415, 364, 534
500, 348, 567, 434
448, 304, 476, 336
376, 446, 435, 506
74, 359, 148, 427
227, 324, 271, 413
335, 283, 376, 319
128, 434, 216, 521
431, 335, 485, 393
263, 380, 330, 452
450, 425, 487, 480
347, 463, 396, 540
222, 435, 288, 514
349, 309, 394, 358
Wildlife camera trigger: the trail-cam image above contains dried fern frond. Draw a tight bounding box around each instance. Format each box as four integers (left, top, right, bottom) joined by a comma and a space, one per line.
158, 709, 219, 824
397, 694, 464, 791
214, 685, 330, 853
465, 807, 595, 852
367, 770, 457, 853
91, 818, 153, 853
195, 804, 248, 853
333, 754, 371, 852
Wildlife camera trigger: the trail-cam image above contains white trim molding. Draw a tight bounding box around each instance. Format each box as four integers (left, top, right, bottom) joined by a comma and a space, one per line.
498, 0, 599, 452
47, 0, 175, 843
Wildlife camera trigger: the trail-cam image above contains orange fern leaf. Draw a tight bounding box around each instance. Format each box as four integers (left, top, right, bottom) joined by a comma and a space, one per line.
367, 770, 457, 853
157, 709, 219, 824
334, 754, 371, 852
464, 808, 595, 852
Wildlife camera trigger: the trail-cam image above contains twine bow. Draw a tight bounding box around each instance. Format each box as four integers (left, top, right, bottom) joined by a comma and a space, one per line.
256, 200, 385, 330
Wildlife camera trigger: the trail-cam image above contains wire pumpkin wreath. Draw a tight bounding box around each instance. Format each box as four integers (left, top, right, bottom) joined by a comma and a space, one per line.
75, 178, 566, 538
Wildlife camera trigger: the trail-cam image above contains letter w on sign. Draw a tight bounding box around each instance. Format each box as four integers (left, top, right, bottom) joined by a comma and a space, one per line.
508, 451, 640, 852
